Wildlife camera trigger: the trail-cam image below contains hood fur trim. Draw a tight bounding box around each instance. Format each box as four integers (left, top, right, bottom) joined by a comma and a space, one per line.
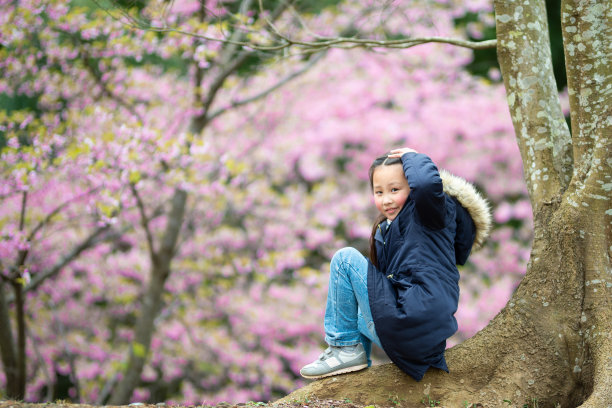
440, 170, 492, 251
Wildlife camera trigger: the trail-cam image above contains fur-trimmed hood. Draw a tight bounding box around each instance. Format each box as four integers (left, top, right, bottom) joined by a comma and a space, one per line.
440, 169, 492, 251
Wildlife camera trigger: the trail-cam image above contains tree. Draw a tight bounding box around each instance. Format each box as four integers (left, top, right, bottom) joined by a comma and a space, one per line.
280, 0, 611, 407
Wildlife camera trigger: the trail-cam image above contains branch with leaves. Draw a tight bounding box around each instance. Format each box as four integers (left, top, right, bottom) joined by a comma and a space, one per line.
98, 0, 495, 58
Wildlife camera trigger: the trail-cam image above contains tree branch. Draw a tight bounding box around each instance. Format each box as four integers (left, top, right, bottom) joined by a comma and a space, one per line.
108, 188, 187, 405
561, 0, 611, 170
494, 0, 571, 211
194, 0, 295, 130
217, 0, 255, 68
12, 188, 102, 272
14, 225, 113, 298
158, 188, 187, 263
15, 192, 28, 269
196, 50, 253, 129
130, 183, 157, 260
18, 192, 27, 232
207, 51, 326, 122
27, 187, 101, 245
109, 21, 497, 52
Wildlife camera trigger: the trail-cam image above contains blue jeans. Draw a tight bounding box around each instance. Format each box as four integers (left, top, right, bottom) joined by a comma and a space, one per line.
324, 247, 383, 366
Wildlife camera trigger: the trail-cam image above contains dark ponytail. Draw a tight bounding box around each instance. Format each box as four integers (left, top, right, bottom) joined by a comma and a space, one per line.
367, 153, 402, 268
369, 213, 387, 268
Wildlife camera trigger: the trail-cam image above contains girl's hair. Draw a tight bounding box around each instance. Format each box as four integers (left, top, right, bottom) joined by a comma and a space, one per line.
368, 153, 402, 268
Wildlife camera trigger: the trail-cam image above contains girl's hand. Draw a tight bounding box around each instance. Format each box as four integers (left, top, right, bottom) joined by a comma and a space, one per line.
388, 148, 418, 158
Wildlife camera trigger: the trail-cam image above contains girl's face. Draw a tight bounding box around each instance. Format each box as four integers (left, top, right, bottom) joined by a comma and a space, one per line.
372, 164, 410, 221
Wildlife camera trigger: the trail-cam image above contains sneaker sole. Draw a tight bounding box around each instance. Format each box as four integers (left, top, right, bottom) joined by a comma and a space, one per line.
300, 363, 368, 379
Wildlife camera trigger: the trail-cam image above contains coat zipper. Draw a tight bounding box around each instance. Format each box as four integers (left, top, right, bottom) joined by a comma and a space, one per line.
378, 224, 394, 279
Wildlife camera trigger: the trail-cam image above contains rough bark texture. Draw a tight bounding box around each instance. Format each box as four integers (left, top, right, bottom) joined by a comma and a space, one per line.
559, 0, 612, 405
278, 0, 611, 407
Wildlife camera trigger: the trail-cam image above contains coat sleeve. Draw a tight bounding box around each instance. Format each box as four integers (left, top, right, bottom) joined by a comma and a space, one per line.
401, 152, 446, 229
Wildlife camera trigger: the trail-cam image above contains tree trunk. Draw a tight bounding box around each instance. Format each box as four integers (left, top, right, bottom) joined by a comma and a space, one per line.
11, 281, 26, 400
109, 189, 187, 405
0, 281, 20, 399
279, 0, 611, 407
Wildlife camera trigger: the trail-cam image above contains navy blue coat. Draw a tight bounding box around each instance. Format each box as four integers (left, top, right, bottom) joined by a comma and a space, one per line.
367, 152, 477, 381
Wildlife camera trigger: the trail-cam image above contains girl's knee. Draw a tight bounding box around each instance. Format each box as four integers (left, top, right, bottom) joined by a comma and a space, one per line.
332, 247, 361, 263
330, 247, 365, 274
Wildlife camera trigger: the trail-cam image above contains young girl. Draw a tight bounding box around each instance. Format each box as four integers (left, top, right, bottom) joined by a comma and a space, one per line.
300, 148, 491, 381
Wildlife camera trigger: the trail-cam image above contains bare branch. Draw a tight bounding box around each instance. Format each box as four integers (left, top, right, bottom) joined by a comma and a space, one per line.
207, 51, 326, 122
282, 36, 497, 51
18, 192, 27, 232
112, 20, 496, 52
257, 0, 287, 41
199, 50, 253, 122
97, 0, 495, 57
283, 3, 329, 41
15, 192, 28, 269
130, 183, 157, 259
16, 225, 113, 297
11, 187, 102, 272
194, 0, 297, 130
27, 187, 101, 244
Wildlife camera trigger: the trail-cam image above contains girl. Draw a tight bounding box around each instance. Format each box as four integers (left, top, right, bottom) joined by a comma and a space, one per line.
300, 148, 491, 381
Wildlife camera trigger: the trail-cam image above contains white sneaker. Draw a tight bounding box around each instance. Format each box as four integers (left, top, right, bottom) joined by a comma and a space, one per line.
300, 344, 367, 379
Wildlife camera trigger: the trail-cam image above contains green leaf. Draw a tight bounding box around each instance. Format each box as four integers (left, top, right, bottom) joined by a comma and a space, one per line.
132, 342, 147, 359
129, 170, 141, 184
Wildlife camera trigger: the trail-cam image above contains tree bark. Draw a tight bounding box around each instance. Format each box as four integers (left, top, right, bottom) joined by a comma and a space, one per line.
11, 281, 26, 400
278, 0, 611, 407
559, 1, 612, 406
0, 281, 20, 399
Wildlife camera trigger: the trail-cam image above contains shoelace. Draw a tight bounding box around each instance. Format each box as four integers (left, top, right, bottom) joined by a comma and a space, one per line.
318, 345, 357, 361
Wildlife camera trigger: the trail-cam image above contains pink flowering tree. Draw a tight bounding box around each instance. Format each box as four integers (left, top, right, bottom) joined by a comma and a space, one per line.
1, 0, 534, 404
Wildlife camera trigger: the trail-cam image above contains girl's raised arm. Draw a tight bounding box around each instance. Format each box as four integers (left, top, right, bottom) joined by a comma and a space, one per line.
391, 148, 446, 229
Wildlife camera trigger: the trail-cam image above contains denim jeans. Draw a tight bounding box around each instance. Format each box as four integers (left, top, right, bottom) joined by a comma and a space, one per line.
324, 247, 383, 366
